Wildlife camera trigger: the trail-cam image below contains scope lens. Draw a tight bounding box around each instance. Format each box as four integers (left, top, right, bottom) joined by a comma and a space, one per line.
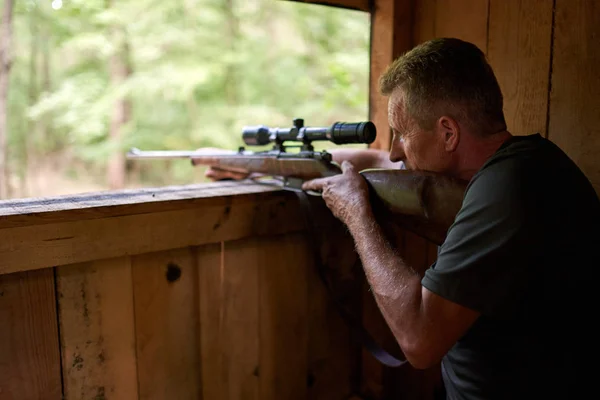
242, 126, 271, 146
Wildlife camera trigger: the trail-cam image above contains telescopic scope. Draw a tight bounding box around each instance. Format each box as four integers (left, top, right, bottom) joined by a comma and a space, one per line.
242, 118, 377, 147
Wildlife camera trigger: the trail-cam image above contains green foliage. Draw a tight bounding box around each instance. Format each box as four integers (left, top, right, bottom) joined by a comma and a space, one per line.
8, 0, 370, 191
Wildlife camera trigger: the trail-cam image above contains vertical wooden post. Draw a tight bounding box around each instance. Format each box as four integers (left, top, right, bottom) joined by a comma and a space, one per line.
368, 0, 413, 151
0, 268, 62, 399
549, 0, 600, 194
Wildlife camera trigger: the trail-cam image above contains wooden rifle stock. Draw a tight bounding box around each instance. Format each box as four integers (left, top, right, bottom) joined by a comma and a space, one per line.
360, 169, 467, 245
127, 148, 467, 244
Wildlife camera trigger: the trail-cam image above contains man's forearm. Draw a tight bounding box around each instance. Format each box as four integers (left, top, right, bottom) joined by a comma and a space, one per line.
347, 208, 426, 359
329, 148, 399, 171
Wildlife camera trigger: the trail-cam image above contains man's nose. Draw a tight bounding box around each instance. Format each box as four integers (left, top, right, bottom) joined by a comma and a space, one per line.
389, 139, 406, 163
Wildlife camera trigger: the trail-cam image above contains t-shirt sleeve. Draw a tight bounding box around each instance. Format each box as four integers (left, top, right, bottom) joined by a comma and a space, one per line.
421, 161, 536, 319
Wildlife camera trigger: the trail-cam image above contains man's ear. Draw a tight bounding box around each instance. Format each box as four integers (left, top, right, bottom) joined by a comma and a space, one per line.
437, 116, 460, 152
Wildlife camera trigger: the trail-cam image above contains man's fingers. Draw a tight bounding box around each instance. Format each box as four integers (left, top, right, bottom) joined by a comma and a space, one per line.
205, 167, 249, 181
302, 177, 328, 192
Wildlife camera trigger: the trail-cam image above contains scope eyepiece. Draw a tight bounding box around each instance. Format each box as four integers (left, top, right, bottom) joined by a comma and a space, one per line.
328, 121, 376, 145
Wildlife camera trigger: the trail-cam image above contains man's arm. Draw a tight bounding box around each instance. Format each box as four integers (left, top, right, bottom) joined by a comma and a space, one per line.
329, 148, 401, 170
302, 161, 480, 369
350, 205, 480, 369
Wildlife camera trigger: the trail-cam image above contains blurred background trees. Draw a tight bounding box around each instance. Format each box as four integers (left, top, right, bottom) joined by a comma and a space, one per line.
1, 0, 370, 199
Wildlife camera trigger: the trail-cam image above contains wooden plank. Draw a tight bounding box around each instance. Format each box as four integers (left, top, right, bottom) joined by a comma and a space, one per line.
199, 239, 260, 400
0, 190, 307, 275
132, 247, 202, 400
287, 0, 371, 12
0, 268, 62, 400
487, 0, 553, 136
369, 0, 414, 151
308, 227, 361, 399
258, 232, 309, 400
0, 180, 281, 228
549, 0, 600, 194
413, 0, 436, 44
197, 243, 224, 399
57, 257, 138, 400
434, 0, 489, 53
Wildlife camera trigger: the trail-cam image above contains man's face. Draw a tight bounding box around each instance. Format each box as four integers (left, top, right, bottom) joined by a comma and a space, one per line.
387, 91, 450, 173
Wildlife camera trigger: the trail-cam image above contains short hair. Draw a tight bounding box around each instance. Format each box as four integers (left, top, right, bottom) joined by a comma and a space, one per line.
379, 38, 506, 135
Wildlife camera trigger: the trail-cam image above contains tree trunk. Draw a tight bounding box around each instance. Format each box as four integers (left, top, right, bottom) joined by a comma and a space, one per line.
106, 0, 131, 190
222, 0, 240, 131
23, 3, 40, 197
0, 0, 14, 199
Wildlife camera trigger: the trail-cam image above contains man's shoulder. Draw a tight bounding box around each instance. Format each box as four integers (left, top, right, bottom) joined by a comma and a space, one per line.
477, 133, 549, 176
468, 133, 580, 197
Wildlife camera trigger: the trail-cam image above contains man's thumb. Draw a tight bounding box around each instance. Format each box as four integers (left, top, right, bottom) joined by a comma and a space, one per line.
341, 160, 354, 173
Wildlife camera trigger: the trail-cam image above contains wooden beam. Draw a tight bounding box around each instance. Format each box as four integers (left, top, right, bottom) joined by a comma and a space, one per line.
487, 0, 553, 137
549, 0, 600, 194
0, 180, 282, 229
0, 182, 337, 275
368, 0, 413, 151
285, 0, 371, 12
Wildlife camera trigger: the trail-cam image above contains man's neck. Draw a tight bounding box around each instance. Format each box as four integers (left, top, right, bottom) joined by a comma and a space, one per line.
454, 130, 513, 181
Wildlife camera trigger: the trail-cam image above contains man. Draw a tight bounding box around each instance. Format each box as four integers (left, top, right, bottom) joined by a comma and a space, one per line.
207, 38, 600, 399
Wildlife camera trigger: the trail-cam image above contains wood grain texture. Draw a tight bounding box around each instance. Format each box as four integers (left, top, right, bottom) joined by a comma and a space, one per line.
258, 232, 309, 400
199, 238, 260, 400
413, 0, 436, 44
308, 227, 361, 400
369, 0, 414, 151
488, 0, 553, 136
0, 190, 305, 275
0, 181, 280, 228
0, 268, 62, 400
197, 243, 224, 399
57, 257, 138, 400
435, 0, 489, 53
369, 0, 395, 151
132, 247, 201, 400
549, 0, 600, 194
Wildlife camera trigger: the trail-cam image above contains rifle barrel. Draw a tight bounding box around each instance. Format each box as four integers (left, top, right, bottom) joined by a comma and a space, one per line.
127, 148, 240, 159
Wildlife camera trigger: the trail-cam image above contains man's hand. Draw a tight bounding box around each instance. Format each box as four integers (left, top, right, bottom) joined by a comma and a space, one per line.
204, 167, 250, 181
301, 160, 372, 226
193, 147, 251, 181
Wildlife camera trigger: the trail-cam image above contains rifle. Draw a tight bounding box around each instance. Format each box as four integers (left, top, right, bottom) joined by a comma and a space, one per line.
127, 118, 467, 245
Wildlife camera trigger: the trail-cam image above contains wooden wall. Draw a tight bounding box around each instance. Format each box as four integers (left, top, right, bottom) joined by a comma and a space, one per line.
369, 0, 600, 194
0, 183, 366, 400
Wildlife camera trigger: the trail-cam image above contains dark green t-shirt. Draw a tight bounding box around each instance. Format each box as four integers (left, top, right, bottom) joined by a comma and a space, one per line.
421, 133, 600, 400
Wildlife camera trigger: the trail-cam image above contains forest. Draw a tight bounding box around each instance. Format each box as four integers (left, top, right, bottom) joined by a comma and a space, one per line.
0, 0, 370, 199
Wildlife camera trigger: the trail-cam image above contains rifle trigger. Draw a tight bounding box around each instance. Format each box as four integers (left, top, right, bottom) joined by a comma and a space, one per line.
283, 177, 304, 192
